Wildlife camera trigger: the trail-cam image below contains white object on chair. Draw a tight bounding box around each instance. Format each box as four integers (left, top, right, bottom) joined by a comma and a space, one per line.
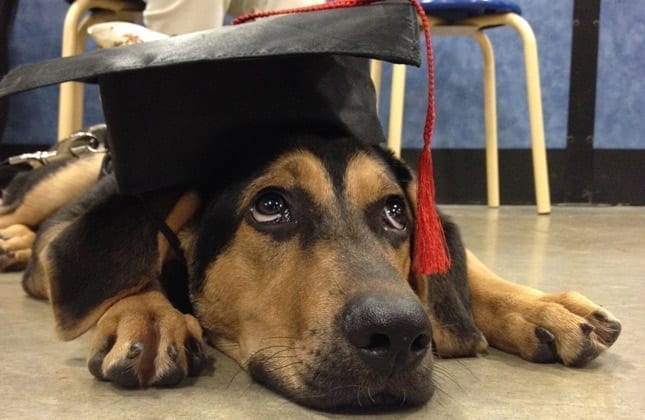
88, 21, 168, 48
58, 0, 145, 141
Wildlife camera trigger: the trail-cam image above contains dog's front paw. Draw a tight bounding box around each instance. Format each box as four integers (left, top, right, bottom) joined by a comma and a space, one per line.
0, 224, 35, 271
533, 291, 622, 366
488, 290, 621, 367
87, 290, 209, 387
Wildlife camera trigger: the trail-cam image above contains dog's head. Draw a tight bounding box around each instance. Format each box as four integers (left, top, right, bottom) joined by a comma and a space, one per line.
187, 138, 433, 410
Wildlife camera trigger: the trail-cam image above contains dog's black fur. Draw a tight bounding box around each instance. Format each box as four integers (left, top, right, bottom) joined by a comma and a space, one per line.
1, 135, 621, 411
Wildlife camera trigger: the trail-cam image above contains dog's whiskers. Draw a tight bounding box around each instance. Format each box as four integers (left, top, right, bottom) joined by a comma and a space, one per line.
214, 341, 240, 351
266, 355, 298, 362
400, 389, 407, 407
366, 383, 376, 405
297, 383, 363, 401
431, 380, 460, 407
247, 344, 296, 365
431, 365, 462, 390
430, 364, 464, 408
226, 367, 244, 389
262, 336, 299, 341
434, 322, 460, 329
454, 358, 479, 380
251, 344, 294, 353
253, 344, 300, 362
262, 360, 303, 374
266, 346, 296, 358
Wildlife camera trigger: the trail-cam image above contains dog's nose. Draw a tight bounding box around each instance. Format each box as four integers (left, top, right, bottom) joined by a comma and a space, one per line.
342, 294, 431, 374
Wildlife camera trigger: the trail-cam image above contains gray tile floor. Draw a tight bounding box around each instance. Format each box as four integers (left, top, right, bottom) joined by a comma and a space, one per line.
1, 205, 643, 419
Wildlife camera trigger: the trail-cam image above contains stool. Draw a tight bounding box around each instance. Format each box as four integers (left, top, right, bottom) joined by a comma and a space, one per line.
58, 0, 145, 140
373, 0, 551, 214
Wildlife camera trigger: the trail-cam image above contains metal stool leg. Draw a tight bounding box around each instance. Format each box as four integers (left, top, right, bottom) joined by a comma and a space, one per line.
387, 63, 406, 158
58, 0, 144, 140
472, 30, 499, 208
370, 59, 383, 107
502, 13, 551, 214
58, 0, 90, 140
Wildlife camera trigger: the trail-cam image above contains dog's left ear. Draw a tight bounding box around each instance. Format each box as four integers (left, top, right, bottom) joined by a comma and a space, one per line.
372, 146, 428, 301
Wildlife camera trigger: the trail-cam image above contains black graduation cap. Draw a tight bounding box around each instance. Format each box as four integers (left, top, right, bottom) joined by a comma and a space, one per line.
0, 0, 450, 274
0, 2, 419, 193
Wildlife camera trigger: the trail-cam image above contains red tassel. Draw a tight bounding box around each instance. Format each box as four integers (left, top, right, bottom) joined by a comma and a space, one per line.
410, 0, 451, 275
235, 0, 451, 274
413, 145, 450, 274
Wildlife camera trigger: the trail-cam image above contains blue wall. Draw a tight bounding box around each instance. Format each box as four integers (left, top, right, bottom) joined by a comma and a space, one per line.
380, 0, 644, 150
2, 0, 644, 150
3, 0, 102, 145
595, 1, 645, 149
380, 0, 573, 149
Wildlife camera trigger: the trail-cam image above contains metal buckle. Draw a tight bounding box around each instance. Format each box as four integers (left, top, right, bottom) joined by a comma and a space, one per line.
5, 129, 107, 169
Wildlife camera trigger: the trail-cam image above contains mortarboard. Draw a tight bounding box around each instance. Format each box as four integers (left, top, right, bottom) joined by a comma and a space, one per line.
0, 0, 449, 274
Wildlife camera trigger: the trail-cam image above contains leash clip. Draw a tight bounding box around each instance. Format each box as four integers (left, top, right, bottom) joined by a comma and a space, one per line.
7, 150, 59, 168
66, 130, 107, 157
5, 128, 107, 169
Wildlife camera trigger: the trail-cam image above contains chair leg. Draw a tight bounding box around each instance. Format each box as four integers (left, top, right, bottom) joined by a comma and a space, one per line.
58, 0, 91, 140
370, 60, 383, 107
472, 30, 500, 208
387, 63, 406, 158
58, 0, 144, 140
502, 13, 551, 214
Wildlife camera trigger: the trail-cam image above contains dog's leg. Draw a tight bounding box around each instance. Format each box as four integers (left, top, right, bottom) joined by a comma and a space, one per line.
0, 154, 103, 227
21, 176, 162, 336
87, 288, 208, 387
22, 180, 208, 386
0, 224, 35, 270
0, 154, 103, 270
467, 250, 621, 366
86, 192, 207, 387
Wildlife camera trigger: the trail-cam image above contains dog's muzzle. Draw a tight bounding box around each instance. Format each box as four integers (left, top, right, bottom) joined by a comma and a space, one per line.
342, 294, 432, 376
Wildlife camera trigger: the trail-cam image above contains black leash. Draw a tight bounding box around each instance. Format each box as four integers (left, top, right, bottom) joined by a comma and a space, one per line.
135, 195, 188, 266
135, 194, 194, 315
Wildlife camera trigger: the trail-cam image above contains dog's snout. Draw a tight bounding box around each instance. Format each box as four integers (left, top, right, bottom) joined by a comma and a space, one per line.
342, 295, 431, 374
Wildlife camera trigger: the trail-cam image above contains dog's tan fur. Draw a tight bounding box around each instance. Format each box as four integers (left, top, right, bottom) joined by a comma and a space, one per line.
467, 250, 619, 365
88, 289, 204, 387
0, 154, 103, 227
0, 146, 621, 409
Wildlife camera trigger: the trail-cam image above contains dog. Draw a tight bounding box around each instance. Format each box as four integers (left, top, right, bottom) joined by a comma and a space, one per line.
0, 133, 621, 410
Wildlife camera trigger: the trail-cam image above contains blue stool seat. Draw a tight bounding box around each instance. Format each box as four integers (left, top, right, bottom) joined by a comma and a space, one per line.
420, 0, 522, 22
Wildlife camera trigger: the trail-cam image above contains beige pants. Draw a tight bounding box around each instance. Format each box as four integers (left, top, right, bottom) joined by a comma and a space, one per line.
144, 0, 325, 35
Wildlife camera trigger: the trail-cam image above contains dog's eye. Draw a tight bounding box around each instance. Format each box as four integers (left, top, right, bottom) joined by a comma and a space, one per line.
250, 191, 293, 224
383, 196, 407, 231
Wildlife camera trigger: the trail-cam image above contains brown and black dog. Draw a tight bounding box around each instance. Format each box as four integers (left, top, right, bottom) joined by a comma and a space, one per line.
0, 134, 621, 410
